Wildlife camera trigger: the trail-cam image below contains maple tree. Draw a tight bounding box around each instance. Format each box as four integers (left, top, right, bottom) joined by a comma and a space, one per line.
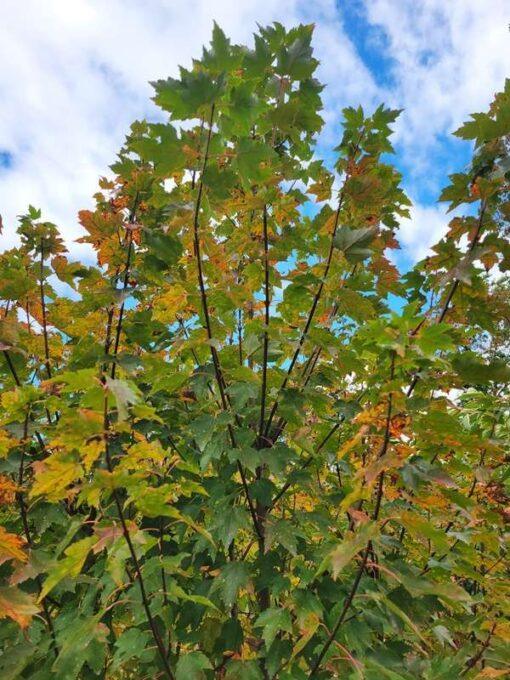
0, 22, 509, 679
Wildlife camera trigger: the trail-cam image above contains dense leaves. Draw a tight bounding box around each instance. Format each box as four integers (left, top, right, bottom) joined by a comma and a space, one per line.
0, 23, 509, 679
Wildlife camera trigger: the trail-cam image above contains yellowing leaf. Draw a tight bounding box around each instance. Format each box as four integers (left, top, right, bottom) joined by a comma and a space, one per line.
39, 536, 96, 600
475, 669, 509, 679
0, 429, 16, 459
152, 285, 188, 322
0, 527, 27, 565
31, 453, 83, 501
320, 523, 378, 579
290, 612, 319, 660
0, 585, 39, 629
0, 474, 17, 505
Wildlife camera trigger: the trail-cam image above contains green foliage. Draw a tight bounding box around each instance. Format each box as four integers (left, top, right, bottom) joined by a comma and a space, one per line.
0, 23, 509, 680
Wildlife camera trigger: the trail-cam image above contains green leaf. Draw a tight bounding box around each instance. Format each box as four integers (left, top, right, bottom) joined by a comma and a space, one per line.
225, 660, 263, 680
319, 523, 378, 579
398, 573, 471, 603
415, 323, 454, 357
397, 513, 449, 553
211, 562, 250, 606
112, 628, 153, 670
176, 652, 212, 680
266, 519, 301, 556
333, 225, 378, 262
254, 607, 293, 648
52, 614, 107, 678
276, 25, 317, 80
213, 505, 250, 547
233, 138, 275, 188
452, 352, 510, 384
144, 228, 183, 266
39, 536, 96, 600
152, 70, 225, 119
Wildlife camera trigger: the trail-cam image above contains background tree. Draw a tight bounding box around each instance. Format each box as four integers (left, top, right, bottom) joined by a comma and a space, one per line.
0, 23, 509, 680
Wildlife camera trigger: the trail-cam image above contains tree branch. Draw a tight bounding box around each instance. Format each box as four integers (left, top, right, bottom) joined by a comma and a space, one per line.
407, 199, 487, 397
263, 194, 344, 440
308, 353, 395, 677
39, 240, 52, 381
97, 195, 176, 677
258, 205, 270, 445
16, 413, 58, 657
191, 104, 262, 541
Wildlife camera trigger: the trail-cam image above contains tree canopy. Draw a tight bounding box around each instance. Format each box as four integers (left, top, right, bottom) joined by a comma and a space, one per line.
0, 22, 509, 680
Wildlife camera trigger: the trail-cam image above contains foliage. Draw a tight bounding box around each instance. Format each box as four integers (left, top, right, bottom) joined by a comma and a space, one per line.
0, 22, 509, 679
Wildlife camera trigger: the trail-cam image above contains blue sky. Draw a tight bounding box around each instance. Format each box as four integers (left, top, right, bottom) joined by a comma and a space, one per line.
0, 0, 508, 270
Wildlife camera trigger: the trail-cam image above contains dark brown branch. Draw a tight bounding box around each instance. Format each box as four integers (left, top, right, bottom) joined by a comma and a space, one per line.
39, 240, 52, 381
102, 420, 174, 679
460, 622, 496, 676
110, 194, 139, 380
308, 354, 395, 677
407, 199, 487, 397
191, 104, 262, 541
2, 350, 45, 451
419, 421, 496, 575
99, 197, 175, 678
3, 349, 21, 386
263, 195, 344, 440
269, 421, 341, 513
258, 205, 270, 445
16, 413, 58, 657
269, 265, 358, 447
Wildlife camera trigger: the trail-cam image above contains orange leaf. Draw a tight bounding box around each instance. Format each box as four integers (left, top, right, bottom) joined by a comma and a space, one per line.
0, 585, 39, 629
0, 527, 27, 565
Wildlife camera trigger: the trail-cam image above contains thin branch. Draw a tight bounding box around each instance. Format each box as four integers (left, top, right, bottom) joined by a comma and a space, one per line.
269, 421, 340, 513
110, 194, 140, 380
263, 194, 344, 440
2, 350, 46, 450
16, 413, 58, 657
102, 419, 174, 678
308, 354, 395, 677
100, 209, 175, 678
460, 622, 496, 676
270, 264, 358, 447
258, 205, 270, 445
191, 104, 262, 541
407, 199, 487, 397
39, 240, 52, 381
419, 421, 496, 575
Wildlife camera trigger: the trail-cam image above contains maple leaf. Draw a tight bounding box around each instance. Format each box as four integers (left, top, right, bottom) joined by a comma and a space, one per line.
0, 585, 39, 629
0, 527, 27, 565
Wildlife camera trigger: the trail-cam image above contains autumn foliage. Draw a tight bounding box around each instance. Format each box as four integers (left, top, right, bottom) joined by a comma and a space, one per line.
0, 23, 509, 679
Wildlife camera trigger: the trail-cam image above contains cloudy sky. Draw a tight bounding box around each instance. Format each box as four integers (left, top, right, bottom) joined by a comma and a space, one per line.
1, 0, 509, 267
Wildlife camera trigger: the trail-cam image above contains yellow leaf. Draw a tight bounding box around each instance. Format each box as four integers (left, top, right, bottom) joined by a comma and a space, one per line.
337, 426, 369, 460
0, 429, 16, 459
475, 669, 509, 679
152, 285, 188, 322
31, 452, 83, 502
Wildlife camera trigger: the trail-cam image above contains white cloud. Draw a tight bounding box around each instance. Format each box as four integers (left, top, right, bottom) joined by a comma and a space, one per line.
397, 202, 449, 262
0, 0, 376, 260
0, 0, 507, 263
362, 0, 510, 149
